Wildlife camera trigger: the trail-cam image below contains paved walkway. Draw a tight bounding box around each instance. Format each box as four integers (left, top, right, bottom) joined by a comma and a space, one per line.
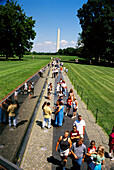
0, 66, 50, 162
62, 72, 114, 170
20, 68, 114, 169
20, 68, 55, 170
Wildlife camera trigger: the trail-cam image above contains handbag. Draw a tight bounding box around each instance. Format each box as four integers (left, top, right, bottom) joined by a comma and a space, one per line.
88, 161, 96, 170
84, 155, 91, 162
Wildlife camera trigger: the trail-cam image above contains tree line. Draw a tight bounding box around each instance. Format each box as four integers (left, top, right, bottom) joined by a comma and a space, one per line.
0, 0, 113, 63
77, 0, 114, 63
0, 0, 36, 60
58, 0, 114, 64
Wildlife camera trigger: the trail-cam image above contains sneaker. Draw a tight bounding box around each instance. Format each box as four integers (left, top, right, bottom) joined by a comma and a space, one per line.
65, 113, 67, 117
111, 157, 114, 161
109, 153, 112, 157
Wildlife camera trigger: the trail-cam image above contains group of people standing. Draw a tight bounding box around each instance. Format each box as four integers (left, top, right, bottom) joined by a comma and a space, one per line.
0, 98, 19, 128
41, 60, 114, 170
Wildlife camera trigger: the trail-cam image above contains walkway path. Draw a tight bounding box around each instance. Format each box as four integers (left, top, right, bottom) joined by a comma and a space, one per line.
20, 68, 114, 169
0, 66, 50, 163
62, 71, 114, 170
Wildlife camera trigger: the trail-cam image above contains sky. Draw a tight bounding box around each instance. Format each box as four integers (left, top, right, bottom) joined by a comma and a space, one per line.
0, 0, 88, 52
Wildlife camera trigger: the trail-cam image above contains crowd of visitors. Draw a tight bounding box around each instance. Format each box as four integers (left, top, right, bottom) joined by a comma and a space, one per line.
0, 98, 19, 128
40, 59, 113, 170
0, 58, 113, 170
0, 65, 46, 127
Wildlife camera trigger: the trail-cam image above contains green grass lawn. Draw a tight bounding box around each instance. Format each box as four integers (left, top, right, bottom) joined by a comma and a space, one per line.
0, 54, 79, 100
1, 54, 113, 134
0, 55, 50, 100
64, 63, 114, 135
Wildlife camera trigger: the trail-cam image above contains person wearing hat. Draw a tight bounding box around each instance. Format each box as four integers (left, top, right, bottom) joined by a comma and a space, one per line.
72, 97, 78, 119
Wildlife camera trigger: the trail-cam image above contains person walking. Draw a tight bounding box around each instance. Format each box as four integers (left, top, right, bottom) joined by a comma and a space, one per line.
7, 100, 17, 128
56, 82, 60, 95
46, 81, 52, 100
42, 102, 52, 129
109, 126, 114, 160
66, 68, 68, 75
55, 130, 72, 170
72, 97, 78, 119
70, 137, 86, 170
61, 80, 67, 96
69, 88, 74, 101
29, 80, 36, 98
88, 145, 105, 170
70, 125, 80, 144
0, 100, 8, 124
14, 90, 18, 100
55, 101, 64, 128
73, 115, 86, 138
28, 83, 32, 99
65, 95, 72, 117
42, 101, 47, 116
86, 140, 97, 169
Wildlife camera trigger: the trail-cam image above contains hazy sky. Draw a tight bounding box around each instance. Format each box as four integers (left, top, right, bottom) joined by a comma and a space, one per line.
0, 0, 87, 52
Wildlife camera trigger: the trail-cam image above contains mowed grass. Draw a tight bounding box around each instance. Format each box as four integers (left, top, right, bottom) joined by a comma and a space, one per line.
64, 63, 114, 135
0, 54, 78, 100
0, 55, 50, 100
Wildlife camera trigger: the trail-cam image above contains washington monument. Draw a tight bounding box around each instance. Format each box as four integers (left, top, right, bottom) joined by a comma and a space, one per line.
56, 28, 60, 52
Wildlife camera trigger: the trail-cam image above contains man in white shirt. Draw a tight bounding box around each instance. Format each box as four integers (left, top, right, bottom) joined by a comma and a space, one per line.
73, 115, 86, 138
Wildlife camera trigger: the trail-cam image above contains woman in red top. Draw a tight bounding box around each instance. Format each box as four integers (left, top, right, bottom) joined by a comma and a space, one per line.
86, 140, 97, 169
65, 95, 72, 117
109, 126, 114, 160
87, 140, 96, 155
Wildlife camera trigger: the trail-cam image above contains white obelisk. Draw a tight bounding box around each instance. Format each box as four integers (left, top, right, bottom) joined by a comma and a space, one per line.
57, 28, 60, 52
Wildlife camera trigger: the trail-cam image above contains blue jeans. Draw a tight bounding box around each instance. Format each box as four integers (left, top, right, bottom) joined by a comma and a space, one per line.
94, 163, 101, 170
42, 118, 51, 128
72, 157, 83, 170
0, 107, 6, 123
62, 88, 66, 96
9, 116, 17, 127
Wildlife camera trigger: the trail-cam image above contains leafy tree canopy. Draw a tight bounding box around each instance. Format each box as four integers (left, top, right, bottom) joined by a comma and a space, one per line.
0, 0, 36, 59
77, 0, 114, 62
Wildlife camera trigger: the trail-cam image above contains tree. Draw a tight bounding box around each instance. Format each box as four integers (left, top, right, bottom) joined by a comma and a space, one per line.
0, 0, 36, 59
77, 0, 114, 63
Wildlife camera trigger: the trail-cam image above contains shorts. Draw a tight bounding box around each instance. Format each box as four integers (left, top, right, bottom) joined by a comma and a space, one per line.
67, 104, 72, 109
48, 91, 51, 96
109, 143, 114, 150
60, 148, 69, 157
73, 108, 77, 112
